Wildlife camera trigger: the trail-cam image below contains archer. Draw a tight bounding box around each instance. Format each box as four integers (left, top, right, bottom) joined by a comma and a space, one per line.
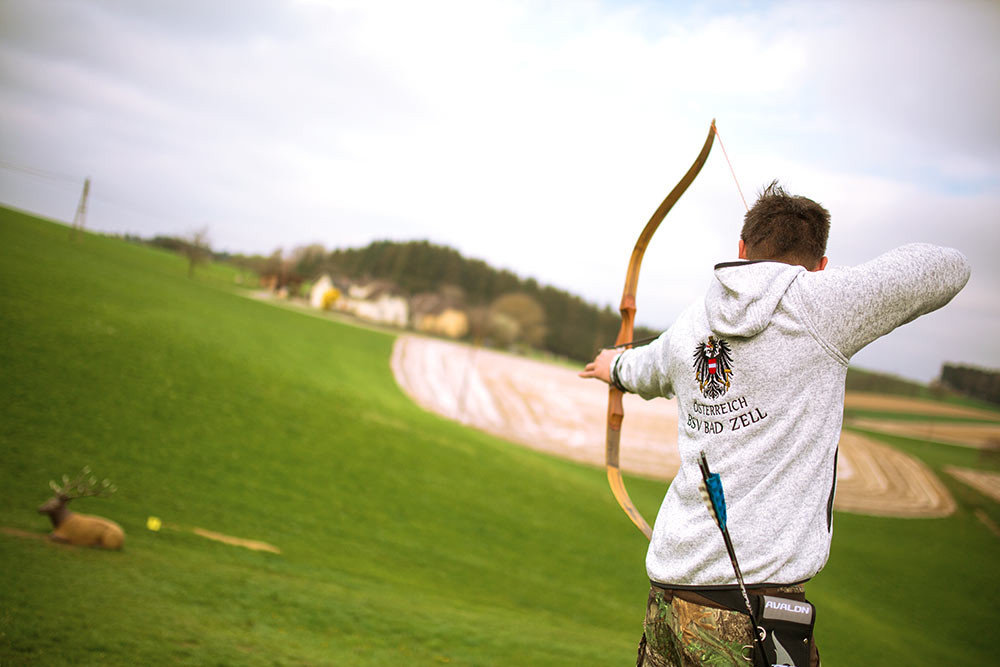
580, 181, 970, 666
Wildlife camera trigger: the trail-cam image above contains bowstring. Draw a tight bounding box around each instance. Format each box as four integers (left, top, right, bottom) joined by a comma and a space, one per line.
712, 123, 749, 213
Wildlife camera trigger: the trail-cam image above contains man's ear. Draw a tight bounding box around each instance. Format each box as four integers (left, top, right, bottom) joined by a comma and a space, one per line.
738, 239, 748, 260
813, 256, 828, 272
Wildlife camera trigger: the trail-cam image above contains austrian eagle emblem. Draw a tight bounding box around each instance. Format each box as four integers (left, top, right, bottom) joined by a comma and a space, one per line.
693, 336, 733, 399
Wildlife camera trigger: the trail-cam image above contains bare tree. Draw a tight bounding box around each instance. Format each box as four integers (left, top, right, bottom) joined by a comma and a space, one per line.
467, 305, 492, 345
183, 226, 212, 278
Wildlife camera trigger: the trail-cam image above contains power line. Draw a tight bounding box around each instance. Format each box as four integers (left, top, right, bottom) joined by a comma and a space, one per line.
0, 158, 179, 228
0, 159, 81, 185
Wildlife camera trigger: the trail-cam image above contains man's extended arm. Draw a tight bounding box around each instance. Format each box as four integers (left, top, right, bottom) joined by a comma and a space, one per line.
580, 330, 675, 400
793, 243, 971, 361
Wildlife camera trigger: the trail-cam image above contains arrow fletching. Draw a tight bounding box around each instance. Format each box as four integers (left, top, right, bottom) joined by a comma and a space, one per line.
698, 452, 727, 530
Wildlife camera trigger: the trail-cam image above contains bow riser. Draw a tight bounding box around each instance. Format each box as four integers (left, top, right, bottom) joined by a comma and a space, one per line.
607, 300, 635, 433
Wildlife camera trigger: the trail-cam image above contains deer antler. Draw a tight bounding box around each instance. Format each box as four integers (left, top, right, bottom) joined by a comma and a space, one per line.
49, 466, 117, 499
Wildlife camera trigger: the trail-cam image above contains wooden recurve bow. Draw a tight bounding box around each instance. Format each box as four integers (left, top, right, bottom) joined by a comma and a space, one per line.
607, 120, 717, 540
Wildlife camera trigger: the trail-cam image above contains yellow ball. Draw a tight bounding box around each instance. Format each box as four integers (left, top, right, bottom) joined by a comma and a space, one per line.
146, 516, 162, 531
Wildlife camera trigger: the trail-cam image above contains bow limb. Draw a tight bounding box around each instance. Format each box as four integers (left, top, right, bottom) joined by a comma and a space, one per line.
606, 119, 717, 540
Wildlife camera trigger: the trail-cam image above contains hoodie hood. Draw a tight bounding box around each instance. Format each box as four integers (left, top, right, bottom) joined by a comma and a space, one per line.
705, 260, 805, 337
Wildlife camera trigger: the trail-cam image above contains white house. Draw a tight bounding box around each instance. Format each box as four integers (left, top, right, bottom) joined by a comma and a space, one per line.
341, 281, 409, 327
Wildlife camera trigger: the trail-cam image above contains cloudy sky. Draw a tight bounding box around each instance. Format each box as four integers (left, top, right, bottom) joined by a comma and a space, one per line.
2, 0, 998, 382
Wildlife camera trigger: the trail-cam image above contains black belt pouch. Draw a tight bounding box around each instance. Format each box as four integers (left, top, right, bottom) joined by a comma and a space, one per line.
752, 594, 815, 667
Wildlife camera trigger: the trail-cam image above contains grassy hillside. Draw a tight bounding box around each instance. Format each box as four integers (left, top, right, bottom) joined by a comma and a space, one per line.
1, 206, 998, 665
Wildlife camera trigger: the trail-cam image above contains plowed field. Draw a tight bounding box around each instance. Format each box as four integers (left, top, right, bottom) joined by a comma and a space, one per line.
392, 335, 960, 518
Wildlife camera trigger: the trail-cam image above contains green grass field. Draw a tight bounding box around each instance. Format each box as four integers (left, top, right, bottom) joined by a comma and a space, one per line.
1, 206, 998, 665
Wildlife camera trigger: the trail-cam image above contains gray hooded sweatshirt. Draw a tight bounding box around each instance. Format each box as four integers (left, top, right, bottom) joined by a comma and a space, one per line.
612, 243, 970, 587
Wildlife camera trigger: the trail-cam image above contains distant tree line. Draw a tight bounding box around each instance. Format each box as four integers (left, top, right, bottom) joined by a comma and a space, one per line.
941, 364, 1000, 405
844, 367, 929, 398
319, 240, 658, 362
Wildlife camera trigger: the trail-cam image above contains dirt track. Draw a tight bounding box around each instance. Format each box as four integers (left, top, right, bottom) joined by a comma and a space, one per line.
392, 335, 956, 519
846, 418, 1000, 449
844, 393, 999, 420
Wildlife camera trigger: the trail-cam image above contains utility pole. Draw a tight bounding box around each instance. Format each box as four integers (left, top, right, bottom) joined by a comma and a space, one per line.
71, 177, 90, 241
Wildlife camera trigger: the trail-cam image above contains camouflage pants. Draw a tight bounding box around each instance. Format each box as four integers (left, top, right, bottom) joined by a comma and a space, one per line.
636, 585, 819, 667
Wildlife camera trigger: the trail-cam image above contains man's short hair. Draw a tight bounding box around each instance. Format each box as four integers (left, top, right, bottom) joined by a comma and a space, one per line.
741, 181, 830, 268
